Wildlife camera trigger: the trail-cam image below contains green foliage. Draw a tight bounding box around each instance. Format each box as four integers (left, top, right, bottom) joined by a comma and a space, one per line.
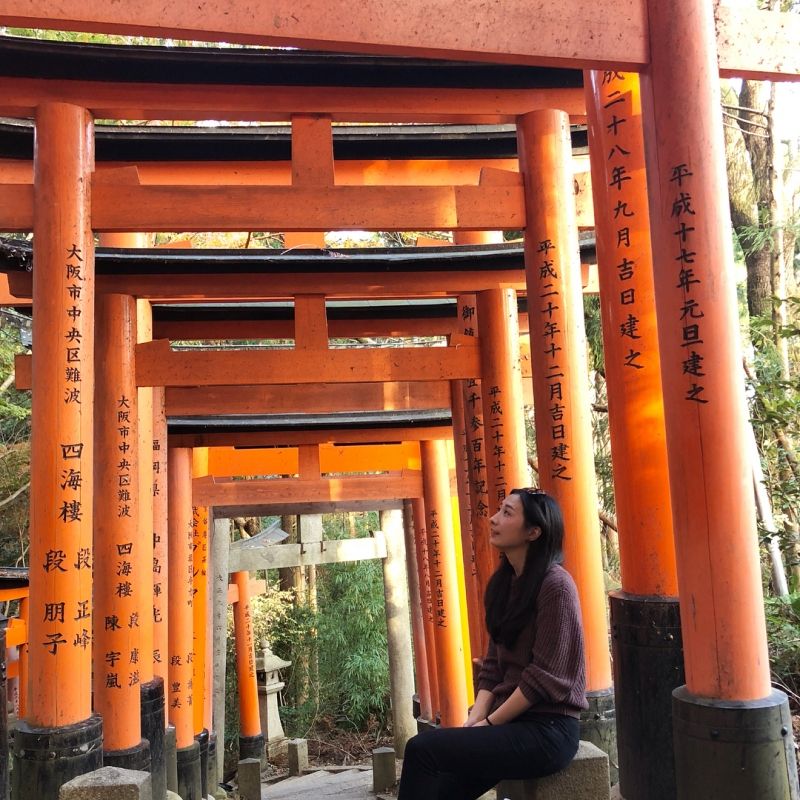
765, 593, 800, 704
316, 556, 389, 730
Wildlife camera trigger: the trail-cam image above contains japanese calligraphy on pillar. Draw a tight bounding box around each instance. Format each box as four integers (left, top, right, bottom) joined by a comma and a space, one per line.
416, 516, 435, 628
428, 508, 446, 628
598, 71, 648, 373
535, 240, 572, 482
170, 515, 195, 713
152, 432, 166, 666
668, 163, 707, 403
41, 243, 91, 660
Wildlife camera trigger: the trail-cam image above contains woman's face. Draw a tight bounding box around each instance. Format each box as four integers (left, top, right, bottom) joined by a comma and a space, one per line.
489, 493, 540, 553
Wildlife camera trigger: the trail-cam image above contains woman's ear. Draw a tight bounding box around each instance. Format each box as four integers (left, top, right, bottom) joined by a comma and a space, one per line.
527, 526, 542, 542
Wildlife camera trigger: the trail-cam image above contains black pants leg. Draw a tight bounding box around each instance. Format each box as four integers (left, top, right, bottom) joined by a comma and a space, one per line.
397, 714, 579, 800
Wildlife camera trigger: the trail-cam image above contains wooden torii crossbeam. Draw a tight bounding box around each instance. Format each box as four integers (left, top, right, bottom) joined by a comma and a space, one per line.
0, 0, 797, 79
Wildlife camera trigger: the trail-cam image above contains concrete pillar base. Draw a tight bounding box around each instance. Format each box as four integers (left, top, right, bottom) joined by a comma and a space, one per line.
237, 758, 261, 800
12, 714, 103, 800
207, 731, 219, 797
195, 729, 209, 799
238, 733, 265, 768
579, 688, 618, 785
164, 725, 178, 795
58, 766, 152, 800
103, 739, 151, 773
372, 747, 396, 793
610, 593, 683, 800
175, 742, 202, 800
140, 679, 166, 800
672, 686, 800, 800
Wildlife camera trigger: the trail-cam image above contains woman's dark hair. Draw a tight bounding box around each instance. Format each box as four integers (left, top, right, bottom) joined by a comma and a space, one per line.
484, 488, 565, 647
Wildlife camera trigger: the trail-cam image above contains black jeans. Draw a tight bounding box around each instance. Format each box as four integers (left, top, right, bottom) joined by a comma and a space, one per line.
397, 713, 580, 800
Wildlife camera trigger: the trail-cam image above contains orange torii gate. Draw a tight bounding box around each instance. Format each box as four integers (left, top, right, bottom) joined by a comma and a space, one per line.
0, 6, 797, 797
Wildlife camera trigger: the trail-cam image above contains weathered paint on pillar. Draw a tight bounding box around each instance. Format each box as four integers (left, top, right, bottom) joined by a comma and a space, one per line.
476, 287, 529, 556
136, 298, 155, 685
152, 385, 169, 683
211, 515, 230, 778
379, 508, 416, 756
640, 2, 770, 701
585, 70, 678, 596
168, 447, 195, 749
420, 440, 468, 727
18, 595, 28, 719
402, 499, 432, 721
232, 572, 261, 739
93, 293, 142, 751
191, 448, 210, 735
28, 101, 95, 728
410, 496, 439, 718
517, 110, 613, 693
449, 383, 482, 663
456, 295, 492, 659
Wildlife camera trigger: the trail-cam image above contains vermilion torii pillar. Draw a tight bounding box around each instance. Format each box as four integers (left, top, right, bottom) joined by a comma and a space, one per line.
641, 2, 799, 796
12, 102, 103, 799
168, 448, 202, 800
517, 109, 616, 764
93, 292, 150, 771
585, 69, 681, 800
420, 439, 468, 727
232, 571, 265, 763
410, 496, 440, 722
402, 499, 432, 722
99, 231, 167, 800
191, 448, 211, 797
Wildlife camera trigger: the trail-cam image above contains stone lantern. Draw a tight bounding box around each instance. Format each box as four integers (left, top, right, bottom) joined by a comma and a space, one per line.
256, 639, 291, 758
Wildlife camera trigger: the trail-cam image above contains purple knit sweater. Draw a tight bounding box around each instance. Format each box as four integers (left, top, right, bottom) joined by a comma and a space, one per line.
477, 563, 588, 719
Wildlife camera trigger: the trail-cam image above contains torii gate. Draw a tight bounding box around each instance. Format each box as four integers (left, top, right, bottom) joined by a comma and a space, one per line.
0, 5, 797, 797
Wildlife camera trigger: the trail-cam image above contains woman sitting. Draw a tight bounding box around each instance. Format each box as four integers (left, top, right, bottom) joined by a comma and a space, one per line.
398, 488, 588, 800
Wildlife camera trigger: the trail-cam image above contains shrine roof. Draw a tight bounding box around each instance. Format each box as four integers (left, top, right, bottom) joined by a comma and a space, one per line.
0, 117, 587, 161
0, 35, 582, 90
0, 238, 595, 279
167, 408, 452, 434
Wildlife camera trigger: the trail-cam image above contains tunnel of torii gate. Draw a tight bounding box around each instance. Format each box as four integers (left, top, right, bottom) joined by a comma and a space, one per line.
0, 8, 797, 799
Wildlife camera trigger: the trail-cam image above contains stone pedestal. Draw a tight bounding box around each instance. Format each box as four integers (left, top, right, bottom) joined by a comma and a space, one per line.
256, 642, 291, 759
58, 767, 152, 800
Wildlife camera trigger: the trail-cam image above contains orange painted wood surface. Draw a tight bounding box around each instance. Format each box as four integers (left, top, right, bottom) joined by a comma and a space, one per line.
207, 443, 421, 476
136, 339, 480, 387
410, 496, 440, 718
584, 70, 677, 597
94, 184, 524, 233
292, 115, 334, 186
191, 449, 210, 735
420, 440, 468, 726
93, 293, 143, 751
0, 183, 523, 232
170, 426, 454, 449
294, 295, 329, 351
403, 500, 432, 721
151, 385, 169, 682
167, 447, 195, 748
6, 617, 27, 649
232, 571, 262, 738
167, 382, 450, 417
640, 0, 771, 700
27, 102, 95, 728
1, 2, 794, 77
193, 473, 424, 507
0, 79, 586, 123
0, 179, 608, 234
518, 109, 612, 694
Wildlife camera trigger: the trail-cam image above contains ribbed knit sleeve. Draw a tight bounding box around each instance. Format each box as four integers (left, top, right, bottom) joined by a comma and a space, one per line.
476, 638, 502, 691
517, 567, 586, 708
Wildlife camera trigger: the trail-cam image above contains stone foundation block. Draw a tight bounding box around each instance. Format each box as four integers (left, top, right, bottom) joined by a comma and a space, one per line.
59, 766, 153, 800
372, 746, 396, 793
496, 741, 610, 800
237, 758, 261, 800
287, 738, 308, 776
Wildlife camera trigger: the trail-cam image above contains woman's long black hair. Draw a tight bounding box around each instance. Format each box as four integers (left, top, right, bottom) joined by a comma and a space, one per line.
484, 489, 565, 647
